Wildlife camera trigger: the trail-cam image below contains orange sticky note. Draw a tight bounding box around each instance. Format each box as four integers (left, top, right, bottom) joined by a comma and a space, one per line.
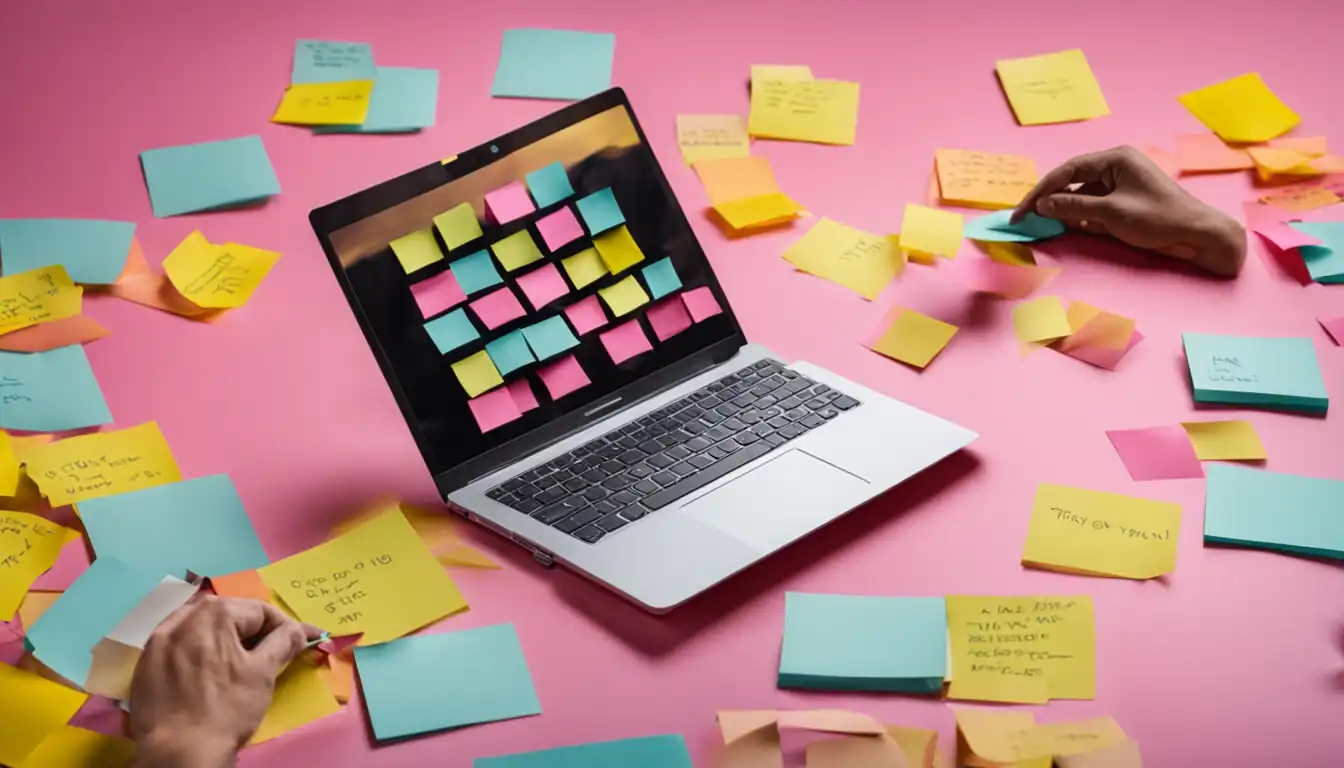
886, 725, 937, 768
107, 238, 223, 322
0, 315, 109, 353
325, 648, 355, 703
806, 733, 910, 768
1055, 740, 1143, 768
1174, 134, 1253, 172
865, 307, 958, 369
211, 569, 273, 602
1260, 185, 1342, 213
934, 149, 1038, 209
1268, 136, 1327, 157
1142, 145, 1180, 177
693, 156, 780, 206
1248, 147, 1314, 175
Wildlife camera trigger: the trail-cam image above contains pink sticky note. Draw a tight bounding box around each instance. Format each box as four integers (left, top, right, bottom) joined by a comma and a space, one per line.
30, 536, 91, 590
484, 181, 536, 224
515, 263, 570, 311
507, 377, 540, 412
409, 270, 467, 318
469, 286, 527, 330
1320, 317, 1344, 345
646, 295, 693, 341
600, 319, 654, 364
1106, 426, 1204, 481
1143, 145, 1180, 178
536, 354, 590, 400
681, 286, 723, 323
468, 386, 523, 433
1255, 222, 1322, 251
1061, 329, 1144, 370
954, 259, 1062, 300
536, 207, 584, 252
1243, 200, 1294, 230
563, 294, 608, 336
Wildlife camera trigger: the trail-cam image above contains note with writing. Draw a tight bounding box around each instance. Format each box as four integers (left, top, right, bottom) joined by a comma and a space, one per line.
162, 231, 280, 309
1055, 740, 1143, 768
1023, 483, 1181, 579
1182, 333, 1327, 413
935, 150, 1039, 209
271, 80, 373, 125
676, 115, 750, 166
0, 511, 75, 621
946, 595, 1095, 703
749, 79, 860, 145
995, 49, 1109, 125
1261, 185, 1341, 213
1178, 72, 1299, 143
0, 266, 82, 337
783, 218, 904, 300
0, 345, 112, 432
0, 663, 89, 767
24, 422, 181, 505
292, 39, 375, 84
956, 709, 1127, 766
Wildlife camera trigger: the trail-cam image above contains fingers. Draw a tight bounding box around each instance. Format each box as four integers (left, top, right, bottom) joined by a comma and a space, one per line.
1011, 147, 1128, 223
1034, 193, 1121, 224
250, 620, 309, 677
220, 598, 271, 640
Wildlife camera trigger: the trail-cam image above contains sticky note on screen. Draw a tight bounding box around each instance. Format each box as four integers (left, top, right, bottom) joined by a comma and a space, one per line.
0, 219, 135, 284
749, 79, 860, 145
475, 735, 693, 767
292, 39, 376, 84
468, 386, 523, 433
995, 49, 1110, 125
934, 149, 1038, 209
537, 354, 590, 399
592, 225, 644, 273
452, 349, 504, 398
561, 249, 608, 291
782, 218, 903, 300
600, 319, 653, 364
491, 229, 544, 272
485, 329, 534, 376
563, 294, 608, 336
535, 207, 584, 252
521, 316, 580, 361
1182, 333, 1327, 413
470, 286, 527, 330
1204, 463, 1344, 561
1178, 73, 1300, 143
681, 286, 722, 323
575, 187, 626, 235
641, 258, 682, 300
515, 263, 570, 311
314, 67, 439, 133
0, 663, 88, 767
23, 422, 181, 505
139, 135, 281, 218
449, 249, 503, 294
0, 512, 74, 621
410, 271, 467, 318
424, 308, 480, 355
0, 345, 112, 432
389, 228, 444, 274
598, 274, 650, 317
645, 295, 692, 341
490, 29, 615, 101
434, 203, 484, 252
946, 595, 1095, 703
484, 182, 536, 226
1022, 483, 1181, 579
524, 162, 575, 208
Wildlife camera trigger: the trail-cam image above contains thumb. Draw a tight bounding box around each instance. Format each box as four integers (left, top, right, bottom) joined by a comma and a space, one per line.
250, 622, 308, 677
1036, 193, 1118, 223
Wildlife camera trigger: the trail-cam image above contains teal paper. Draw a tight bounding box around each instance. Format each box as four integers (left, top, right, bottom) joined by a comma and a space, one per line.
1288, 222, 1344, 284
425, 309, 480, 355
0, 218, 135, 284
476, 735, 693, 768
1205, 464, 1344, 560
139, 135, 281, 218
486, 330, 535, 375
26, 556, 162, 686
521, 316, 579, 361
963, 210, 1065, 243
315, 67, 439, 133
291, 39, 376, 84
779, 592, 946, 693
489, 29, 615, 101
450, 250, 504, 295
576, 187, 625, 235
0, 346, 112, 432
525, 162, 575, 208
641, 257, 682, 300
1182, 333, 1327, 413
354, 623, 541, 741
78, 475, 269, 579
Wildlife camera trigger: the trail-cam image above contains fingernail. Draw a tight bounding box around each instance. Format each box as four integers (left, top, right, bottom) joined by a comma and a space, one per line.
1036, 198, 1055, 216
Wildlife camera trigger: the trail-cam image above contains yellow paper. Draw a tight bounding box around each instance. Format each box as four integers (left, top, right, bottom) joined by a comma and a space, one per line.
440, 154, 459, 165
260, 508, 468, 644
26, 422, 181, 506
900, 204, 963, 258
935, 149, 1039, 209
0, 512, 75, 621
870, 310, 958, 369
1022, 484, 1181, 580
0, 662, 88, 767
433, 202, 483, 251
782, 218, 904, 300
977, 241, 1036, 267
887, 725, 937, 768
18, 591, 62, 629
1177, 72, 1300, 143
491, 229, 543, 272
960, 710, 1127, 766
750, 64, 814, 90
592, 225, 645, 274
389, 228, 444, 274
956, 708, 1038, 766
748, 79, 861, 145
450, 350, 503, 398
946, 595, 1095, 703
271, 80, 374, 125
1055, 740, 1143, 768
1261, 186, 1342, 213
1248, 147, 1313, 175
1012, 295, 1071, 343
0, 266, 82, 337
1015, 718, 1128, 762
332, 500, 500, 569
598, 275, 650, 318
693, 156, 780, 206
995, 49, 1110, 125
1268, 136, 1327, 157
0, 431, 19, 497
806, 734, 909, 768
161, 235, 279, 310
561, 248, 609, 289
1181, 420, 1267, 461
15, 725, 134, 768
714, 192, 804, 231
248, 657, 342, 744
676, 114, 751, 166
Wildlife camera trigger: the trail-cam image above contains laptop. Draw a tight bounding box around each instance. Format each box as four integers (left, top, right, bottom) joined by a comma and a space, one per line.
310, 88, 976, 612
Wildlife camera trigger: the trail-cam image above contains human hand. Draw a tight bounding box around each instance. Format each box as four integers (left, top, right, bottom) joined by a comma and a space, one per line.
130, 596, 320, 768
1012, 146, 1247, 277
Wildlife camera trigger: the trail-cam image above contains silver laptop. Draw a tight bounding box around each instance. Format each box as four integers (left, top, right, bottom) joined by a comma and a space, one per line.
311, 89, 976, 612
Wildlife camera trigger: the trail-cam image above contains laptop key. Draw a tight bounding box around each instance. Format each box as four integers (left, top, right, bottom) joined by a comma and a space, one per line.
819, 407, 840, 420
562, 477, 588, 493
633, 479, 661, 495
700, 395, 723, 408
616, 436, 640, 450
688, 454, 715, 469
583, 486, 610, 501
705, 425, 731, 442
800, 413, 826, 429
629, 464, 654, 479
552, 469, 575, 483
767, 415, 791, 429
638, 440, 662, 454
535, 497, 588, 524
804, 398, 828, 410
502, 479, 526, 494
811, 384, 833, 396
536, 474, 562, 489
555, 507, 604, 533
599, 460, 624, 475
487, 487, 507, 500
652, 470, 680, 486
581, 468, 606, 483
722, 418, 747, 432
602, 473, 634, 490
514, 483, 540, 498
683, 420, 708, 435
686, 436, 713, 452
669, 461, 697, 477
764, 434, 787, 448
515, 498, 543, 514
781, 369, 799, 379
731, 392, 755, 408
737, 431, 762, 445
610, 490, 640, 506
623, 506, 650, 520
597, 514, 630, 533
716, 438, 741, 454
784, 408, 809, 422
756, 395, 779, 409
574, 525, 605, 543
708, 446, 731, 460
648, 453, 676, 469
618, 450, 645, 465
538, 486, 567, 503
833, 396, 860, 410
665, 445, 692, 461
643, 441, 774, 511
738, 410, 763, 425
700, 409, 726, 425
654, 434, 679, 449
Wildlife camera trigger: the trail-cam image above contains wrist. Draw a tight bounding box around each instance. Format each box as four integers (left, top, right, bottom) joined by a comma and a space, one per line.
135, 727, 238, 768
1193, 209, 1247, 277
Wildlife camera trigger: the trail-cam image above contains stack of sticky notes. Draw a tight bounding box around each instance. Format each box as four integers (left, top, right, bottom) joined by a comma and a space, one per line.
477, 735, 692, 767
139, 135, 281, 217
946, 595, 1095, 703
693, 156, 805, 233
1204, 464, 1344, 561
995, 49, 1110, 125
955, 708, 1132, 767
273, 40, 376, 127
1022, 483, 1181, 579
490, 28, 615, 101
862, 306, 958, 369
1182, 333, 1327, 413
782, 218, 904, 299
748, 64, 861, 146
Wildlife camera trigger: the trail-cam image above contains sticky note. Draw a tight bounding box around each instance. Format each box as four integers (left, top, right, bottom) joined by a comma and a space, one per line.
485, 329, 535, 376
451, 349, 504, 398
958, 710, 1128, 765
563, 294, 608, 336
78, 474, 269, 579
0, 315, 108, 354
681, 286, 723, 323
469, 287, 527, 330
1143, 144, 1180, 177
0, 663, 88, 767
1012, 296, 1071, 344
163, 234, 280, 309
899, 204, 963, 258
410, 271, 467, 318
315, 67, 438, 133
782, 218, 904, 300
1181, 420, 1266, 461
864, 307, 958, 369
271, 80, 373, 125
677, 115, 750, 166
946, 595, 1095, 703
600, 319, 653, 364
1178, 73, 1300, 143
1105, 426, 1204, 481
515, 263, 570, 311
779, 592, 946, 693
0, 512, 72, 621
23, 422, 180, 505
646, 296, 692, 341
953, 259, 1061, 300
638, 258, 682, 301
995, 49, 1109, 125
521, 316, 580, 361
507, 378, 539, 413
752, 64, 814, 86
1320, 316, 1344, 346
485, 182, 536, 225
0, 219, 134, 284
749, 79, 861, 145
592, 225, 645, 274
0, 345, 112, 432
249, 656, 341, 744
1255, 221, 1322, 252
468, 386, 523, 433
85, 574, 198, 699
292, 39, 375, 84
535, 207, 584, 252
964, 211, 1064, 243
0, 265, 81, 336
692, 156, 780, 206
886, 726, 937, 768
139, 135, 281, 218
490, 28, 615, 101
934, 149, 1039, 209
1055, 740, 1143, 768
525, 162, 575, 208
576, 187, 626, 235
1248, 147, 1314, 177
424, 308, 480, 355
18, 591, 61, 629
211, 569, 271, 601
537, 354, 590, 400
1173, 134, 1253, 173
1023, 483, 1181, 579
14, 725, 135, 768
491, 229, 544, 272
1204, 463, 1344, 560
1182, 332, 1327, 413
1261, 186, 1341, 213
388, 228, 444, 274
1057, 301, 1140, 370
1288, 222, 1344, 283
598, 275, 650, 318
476, 735, 692, 768
450, 249, 504, 295
714, 192, 804, 231
434, 203, 484, 252
561, 247, 608, 289
0, 431, 18, 496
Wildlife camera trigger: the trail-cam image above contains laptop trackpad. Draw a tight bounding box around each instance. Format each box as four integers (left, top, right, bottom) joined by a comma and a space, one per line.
683, 449, 870, 552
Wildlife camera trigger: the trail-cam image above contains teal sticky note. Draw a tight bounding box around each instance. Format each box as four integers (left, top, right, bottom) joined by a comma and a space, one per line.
26, 556, 162, 686
1288, 222, 1344, 284
524, 162, 575, 208
450, 250, 504, 295
486, 330, 535, 375
0, 346, 112, 432
77, 475, 269, 579
641, 257, 682, 300
1205, 463, 1344, 560
476, 735, 693, 768
521, 316, 579, 361
963, 211, 1065, 243
292, 39, 376, 84
1182, 333, 1327, 413
314, 67, 439, 133
489, 29, 615, 101
139, 135, 281, 218
779, 592, 946, 693
354, 623, 541, 741
575, 187, 625, 235
424, 308, 480, 355
0, 218, 135, 284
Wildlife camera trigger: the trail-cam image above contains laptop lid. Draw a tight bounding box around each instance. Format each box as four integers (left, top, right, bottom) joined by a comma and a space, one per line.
310, 89, 746, 494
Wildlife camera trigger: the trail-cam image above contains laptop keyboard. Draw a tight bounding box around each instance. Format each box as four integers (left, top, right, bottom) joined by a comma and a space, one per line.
485, 359, 861, 544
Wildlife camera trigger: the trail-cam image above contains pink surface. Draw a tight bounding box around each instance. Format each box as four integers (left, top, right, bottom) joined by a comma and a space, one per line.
535, 354, 590, 400
535, 207, 584, 252
1104, 426, 1205, 481
562, 294, 608, 336
514, 262, 570, 311
599, 318, 654, 364
467, 387, 523, 433
646, 295, 693, 341
483, 181, 535, 224
951, 257, 1063, 299
3, 1, 1343, 766
468, 286, 526, 330
408, 270, 467, 318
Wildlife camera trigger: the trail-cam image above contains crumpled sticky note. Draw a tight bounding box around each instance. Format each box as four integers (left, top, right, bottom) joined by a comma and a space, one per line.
162, 230, 280, 310
1022, 483, 1181, 579
1178, 72, 1300, 143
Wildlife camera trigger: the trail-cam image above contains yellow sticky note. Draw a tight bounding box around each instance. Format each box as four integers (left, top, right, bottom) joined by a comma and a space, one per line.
0, 662, 88, 767
26, 423, 181, 506
956, 708, 1038, 766
1248, 147, 1313, 175
1181, 420, 1267, 461
946, 595, 1095, 703
598, 275, 650, 318
260, 508, 468, 644
1022, 484, 1181, 580
996, 49, 1110, 125
0, 512, 75, 621
749, 79, 861, 145
693, 156, 780, 206
1055, 740, 1143, 768
440, 154, 459, 165
676, 114, 750, 166
1016, 718, 1128, 763
271, 80, 374, 125
449, 349, 503, 398
782, 218, 904, 300
869, 309, 958, 369
959, 710, 1126, 766
886, 725, 937, 768
900, 204, 963, 258
751, 64, 814, 89
433, 202, 484, 251
0, 431, 19, 497
19, 591, 62, 629
248, 657, 342, 744
978, 240, 1036, 267
491, 229, 543, 272
0, 266, 82, 337
389, 228, 444, 274
13, 725, 134, 768
561, 248, 608, 289
1178, 73, 1300, 143
935, 149, 1039, 209
714, 192, 804, 231
1268, 136, 1328, 157
592, 225, 645, 274
1012, 295, 1071, 343
331, 500, 499, 569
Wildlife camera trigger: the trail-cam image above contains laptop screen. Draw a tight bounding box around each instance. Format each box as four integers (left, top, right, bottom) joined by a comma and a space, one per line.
312, 92, 742, 488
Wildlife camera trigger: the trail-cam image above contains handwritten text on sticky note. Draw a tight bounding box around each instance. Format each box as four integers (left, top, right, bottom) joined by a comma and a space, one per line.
24, 422, 181, 506
1022, 483, 1181, 579
0, 266, 82, 337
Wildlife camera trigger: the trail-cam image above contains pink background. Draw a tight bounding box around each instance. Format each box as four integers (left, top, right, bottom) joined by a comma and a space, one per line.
3, 0, 1343, 765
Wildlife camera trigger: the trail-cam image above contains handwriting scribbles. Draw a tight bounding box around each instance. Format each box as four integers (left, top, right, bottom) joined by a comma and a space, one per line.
161, 231, 280, 310
0, 266, 82, 336
995, 49, 1110, 125
1023, 484, 1181, 579
0, 511, 75, 621
676, 115, 750, 166
935, 149, 1039, 209
272, 80, 374, 126
748, 79, 861, 146
946, 595, 1095, 704
24, 422, 181, 506
782, 218, 904, 300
